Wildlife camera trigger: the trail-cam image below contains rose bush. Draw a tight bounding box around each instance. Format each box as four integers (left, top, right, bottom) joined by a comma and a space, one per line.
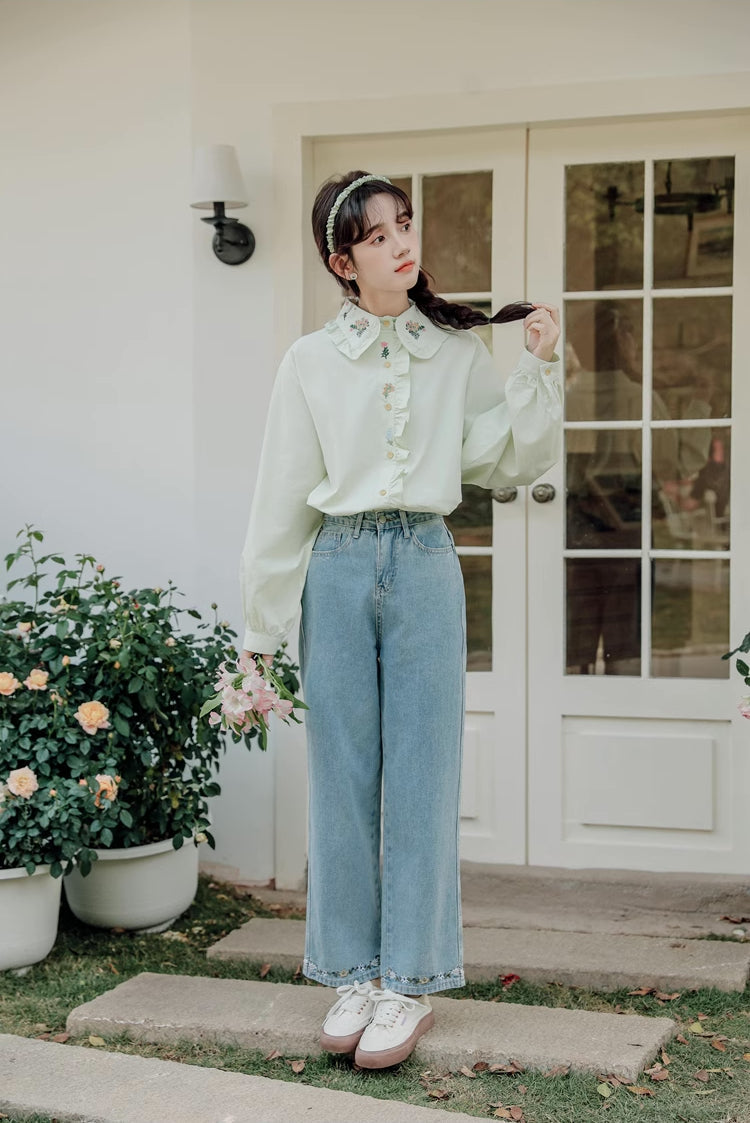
723, 630, 750, 720
1, 524, 303, 871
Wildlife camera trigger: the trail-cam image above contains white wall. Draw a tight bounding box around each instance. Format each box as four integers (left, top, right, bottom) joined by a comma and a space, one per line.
2, 0, 748, 883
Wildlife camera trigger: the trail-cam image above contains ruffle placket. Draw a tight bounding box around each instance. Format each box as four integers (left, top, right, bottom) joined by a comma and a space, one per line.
382, 338, 411, 505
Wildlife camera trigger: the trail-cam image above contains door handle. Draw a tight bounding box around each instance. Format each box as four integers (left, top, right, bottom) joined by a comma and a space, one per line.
492, 486, 518, 503
531, 483, 556, 503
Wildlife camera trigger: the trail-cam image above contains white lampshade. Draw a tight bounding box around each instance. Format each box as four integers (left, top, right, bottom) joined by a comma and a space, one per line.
191, 144, 248, 210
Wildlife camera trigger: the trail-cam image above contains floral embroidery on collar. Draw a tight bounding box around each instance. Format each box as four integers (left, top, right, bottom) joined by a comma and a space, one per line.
404, 319, 425, 340
350, 317, 370, 337
325, 298, 449, 359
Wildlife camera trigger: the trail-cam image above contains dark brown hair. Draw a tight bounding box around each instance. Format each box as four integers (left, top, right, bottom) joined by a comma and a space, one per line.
311, 170, 534, 332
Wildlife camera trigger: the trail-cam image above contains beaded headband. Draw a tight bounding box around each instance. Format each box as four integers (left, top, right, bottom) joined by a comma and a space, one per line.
325, 174, 393, 253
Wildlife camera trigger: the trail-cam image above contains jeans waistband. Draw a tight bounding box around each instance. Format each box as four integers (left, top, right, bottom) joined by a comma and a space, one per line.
320, 509, 444, 538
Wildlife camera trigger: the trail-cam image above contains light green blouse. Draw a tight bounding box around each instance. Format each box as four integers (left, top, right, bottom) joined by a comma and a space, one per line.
240, 298, 562, 654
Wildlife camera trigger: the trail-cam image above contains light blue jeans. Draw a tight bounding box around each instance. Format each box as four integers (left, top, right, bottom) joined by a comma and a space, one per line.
298, 509, 467, 996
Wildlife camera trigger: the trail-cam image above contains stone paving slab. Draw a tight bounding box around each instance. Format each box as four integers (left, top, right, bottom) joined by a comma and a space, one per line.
237, 860, 750, 939
206, 916, 750, 993
66, 972, 676, 1081
0, 1033, 479, 1123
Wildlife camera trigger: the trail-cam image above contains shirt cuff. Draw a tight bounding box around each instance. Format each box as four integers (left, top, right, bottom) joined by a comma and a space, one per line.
242, 627, 284, 656
520, 346, 561, 377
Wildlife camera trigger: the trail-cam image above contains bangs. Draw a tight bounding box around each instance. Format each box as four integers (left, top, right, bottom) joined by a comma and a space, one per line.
339, 184, 414, 248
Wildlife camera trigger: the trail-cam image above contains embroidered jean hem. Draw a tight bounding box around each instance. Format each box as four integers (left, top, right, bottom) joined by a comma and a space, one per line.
303, 955, 466, 995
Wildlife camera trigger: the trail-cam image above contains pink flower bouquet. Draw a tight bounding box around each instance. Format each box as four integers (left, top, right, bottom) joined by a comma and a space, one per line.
199, 651, 308, 749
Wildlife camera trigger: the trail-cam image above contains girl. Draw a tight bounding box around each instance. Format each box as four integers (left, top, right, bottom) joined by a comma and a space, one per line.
240, 170, 562, 1069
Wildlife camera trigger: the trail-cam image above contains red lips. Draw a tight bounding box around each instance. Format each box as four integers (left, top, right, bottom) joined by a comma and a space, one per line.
395, 261, 415, 273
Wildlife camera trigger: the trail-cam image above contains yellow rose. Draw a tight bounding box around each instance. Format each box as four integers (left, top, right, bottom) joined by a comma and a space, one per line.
17, 621, 32, 634
74, 700, 111, 735
7, 767, 39, 799
61, 655, 71, 667
0, 672, 22, 697
23, 668, 49, 691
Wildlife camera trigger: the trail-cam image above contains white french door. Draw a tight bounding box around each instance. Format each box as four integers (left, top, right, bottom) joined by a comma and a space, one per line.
306, 112, 750, 874
527, 115, 750, 872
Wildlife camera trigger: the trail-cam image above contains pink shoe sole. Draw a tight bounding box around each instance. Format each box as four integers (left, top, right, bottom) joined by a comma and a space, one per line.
320, 1026, 367, 1054
354, 1008, 435, 1069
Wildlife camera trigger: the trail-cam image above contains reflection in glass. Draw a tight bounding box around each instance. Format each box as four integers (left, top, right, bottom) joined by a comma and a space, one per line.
566, 559, 641, 675
458, 554, 492, 671
464, 300, 493, 352
652, 429, 730, 551
447, 484, 492, 548
565, 300, 643, 421
565, 162, 644, 292
652, 296, 732, 420
566, 429, 642, 550
652, 559, 729, 678
653, 157, 734, 289
388, 176, 413, 201
422, 171, 491, 293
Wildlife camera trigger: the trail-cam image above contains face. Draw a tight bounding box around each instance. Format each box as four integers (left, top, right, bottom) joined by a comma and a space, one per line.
331, 193, 420, 300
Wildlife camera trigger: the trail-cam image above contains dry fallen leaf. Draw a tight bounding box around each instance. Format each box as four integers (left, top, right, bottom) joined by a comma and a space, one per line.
628, 986, 654, 996
676, 1033, 689, 1045
509, 1108, 524, 1121
493, 1111, 512, 1120
459, 1065, 476, 1079
517, 1084, 527, 1094
108, 962, 119, 975
289, 1059, 305, 1074
264, 1048, 283, 1060
88, 1035, 106, 1048
473, 1061, 489, 1072
694, 1069, 710, 1083
689, 1021, 706, 1034
51, 1032, 70, 1044
743, 1052, 750, 1061
661, 1049, 671, 1065
654, 991, 680, 1001
542, 1064, 570, 1078
428, 1089, 451, 1100
720, 915, 750, 924
597, 1084, 613, 1098
625, 1085, 655, 1097
259, 963, 271, 979
711, 1038, 727, 1052
650, 1070, 670, 1082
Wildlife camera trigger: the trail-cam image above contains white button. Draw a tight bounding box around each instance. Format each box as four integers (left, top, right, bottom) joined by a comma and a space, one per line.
384, 361, 391, 368
387, 451, 394, 459
382, 319, 391, 327
379, 489, 387, 496
385, 403, 392, 410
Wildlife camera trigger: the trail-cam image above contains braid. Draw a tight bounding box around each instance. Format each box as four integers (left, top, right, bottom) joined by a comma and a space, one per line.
409, 267, 534, 331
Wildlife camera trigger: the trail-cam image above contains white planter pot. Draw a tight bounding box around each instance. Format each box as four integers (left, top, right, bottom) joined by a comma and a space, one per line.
63, 836, 199, 933
0, 865, 62, 973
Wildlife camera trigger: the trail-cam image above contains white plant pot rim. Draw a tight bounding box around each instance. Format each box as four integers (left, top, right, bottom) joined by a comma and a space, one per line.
0, 864, 52, 881
88, 836, 197, 862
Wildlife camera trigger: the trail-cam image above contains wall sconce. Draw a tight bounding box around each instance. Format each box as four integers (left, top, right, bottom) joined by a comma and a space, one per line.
191, 144, 255, 265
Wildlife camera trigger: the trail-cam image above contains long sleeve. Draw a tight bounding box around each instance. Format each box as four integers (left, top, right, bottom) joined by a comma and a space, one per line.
239, 344, 327, 654
461, 337, 564, 489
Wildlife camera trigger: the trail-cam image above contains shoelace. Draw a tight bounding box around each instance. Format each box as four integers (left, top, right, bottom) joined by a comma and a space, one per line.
327, 980, 376, 1019
368, 989, 425, 1028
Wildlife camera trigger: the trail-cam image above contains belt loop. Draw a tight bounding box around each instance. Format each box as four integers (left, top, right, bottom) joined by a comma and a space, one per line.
353, 511, 365, 538
398, 508, 411, 538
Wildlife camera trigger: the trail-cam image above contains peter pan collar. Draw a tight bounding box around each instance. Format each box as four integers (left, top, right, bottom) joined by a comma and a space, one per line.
325, 298, 449, 360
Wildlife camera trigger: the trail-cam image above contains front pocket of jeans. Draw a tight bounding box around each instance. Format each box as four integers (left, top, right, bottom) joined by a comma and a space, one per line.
410, 519, 455, 554
310, 527, 354, 556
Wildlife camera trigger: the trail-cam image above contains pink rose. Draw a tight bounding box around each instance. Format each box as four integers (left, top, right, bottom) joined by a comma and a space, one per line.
24, 668, 49, 691
75, 700, 111, 735
0, 672, 22, 697
7, 767, 39, 799
739, 696, 750, 720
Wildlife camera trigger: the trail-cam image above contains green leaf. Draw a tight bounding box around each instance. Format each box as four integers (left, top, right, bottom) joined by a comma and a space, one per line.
127, 676, 143, 694
100, 827, 113, 847
119, 808, 133, 828
113, 714, 130, 738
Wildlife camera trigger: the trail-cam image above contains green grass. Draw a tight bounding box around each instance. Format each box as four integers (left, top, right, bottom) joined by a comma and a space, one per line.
1, 877, 750, 1121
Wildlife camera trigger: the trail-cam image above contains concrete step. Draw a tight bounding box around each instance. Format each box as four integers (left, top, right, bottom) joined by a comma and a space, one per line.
66, 971, 676, 1082
0, 1033, 479, 1122
230, 860, 750, 939
206, 916, 750, 993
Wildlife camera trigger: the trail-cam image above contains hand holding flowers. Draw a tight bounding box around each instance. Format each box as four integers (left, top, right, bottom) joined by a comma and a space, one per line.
200, 650, 307, 749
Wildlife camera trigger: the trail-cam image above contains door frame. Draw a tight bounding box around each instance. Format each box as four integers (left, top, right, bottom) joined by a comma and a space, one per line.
269, 72, 750, 889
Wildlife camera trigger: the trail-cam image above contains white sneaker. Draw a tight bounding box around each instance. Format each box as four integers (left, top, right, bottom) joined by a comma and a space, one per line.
319, 979, 380, 1053
354, 990, 434, 1068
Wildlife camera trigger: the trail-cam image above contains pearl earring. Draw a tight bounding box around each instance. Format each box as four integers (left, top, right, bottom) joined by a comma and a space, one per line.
349, 272, 358, 281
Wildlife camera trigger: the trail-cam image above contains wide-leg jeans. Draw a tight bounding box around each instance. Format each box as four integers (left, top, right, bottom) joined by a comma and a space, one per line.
298, 508, 467, 996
